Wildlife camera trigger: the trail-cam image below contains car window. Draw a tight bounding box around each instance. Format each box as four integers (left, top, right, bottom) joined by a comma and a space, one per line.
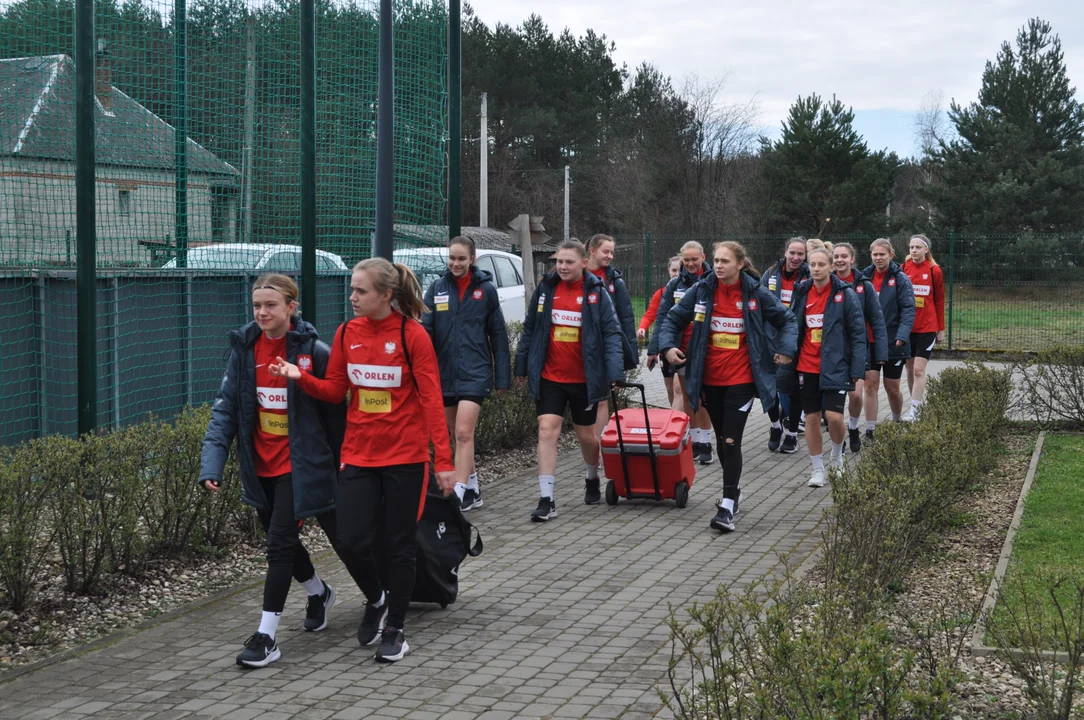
264, 251, 300, 272
493, 257, 520, 288
184, 248, 266, 269
474, 255, 496, 279
510, 256, 523, 283
318, 255, 335, 271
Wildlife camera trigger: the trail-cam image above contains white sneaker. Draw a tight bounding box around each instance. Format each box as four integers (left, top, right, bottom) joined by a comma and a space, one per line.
829, 457, 845, 476
902, 410, 916, 422
807, 469, 827, 488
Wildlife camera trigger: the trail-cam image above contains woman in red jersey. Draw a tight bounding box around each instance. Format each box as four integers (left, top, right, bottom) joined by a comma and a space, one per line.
902, 233, 945, 420
271, 258, 454, 664
639, 256, 681, 405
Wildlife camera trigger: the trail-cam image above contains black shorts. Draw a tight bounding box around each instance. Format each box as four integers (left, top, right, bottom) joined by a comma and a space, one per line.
443, 395, 486, 408
794, 372, 847, 415
537, 377, 597, 426
866, 341, 877, 372
661, 358, 676, 378
910, 332, 937, 361
879, 358, 905, 380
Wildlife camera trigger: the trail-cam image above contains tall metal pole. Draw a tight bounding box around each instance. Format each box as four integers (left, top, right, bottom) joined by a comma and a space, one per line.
479, 92, 488, 228
448, 0, 462, 239
174, 0, 188, 267
947, 230, 956, 349
75, 0, 96, 435
242, 11, 256, 244
563, 165, 570, 241
373, 0, 394, 260
300, 0, 317, 324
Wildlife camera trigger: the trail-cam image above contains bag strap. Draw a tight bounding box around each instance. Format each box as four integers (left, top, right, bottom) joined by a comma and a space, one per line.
467, 524, 484, 557
401, 313, 419, 391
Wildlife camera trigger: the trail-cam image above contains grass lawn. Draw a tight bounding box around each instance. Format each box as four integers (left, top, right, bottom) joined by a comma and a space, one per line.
952, 298, 1084, 352
989, 433, 1084, 649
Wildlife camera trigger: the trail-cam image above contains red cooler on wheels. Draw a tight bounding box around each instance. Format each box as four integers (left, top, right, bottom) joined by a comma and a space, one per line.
600, 381, 696, 507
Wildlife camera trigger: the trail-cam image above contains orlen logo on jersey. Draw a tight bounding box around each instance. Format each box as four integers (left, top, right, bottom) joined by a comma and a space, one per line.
256, 387, 288, 410
711, 316, 746, 333
347, 364, 403, 388
551, 309, 583, 327
806, 313, 825, 329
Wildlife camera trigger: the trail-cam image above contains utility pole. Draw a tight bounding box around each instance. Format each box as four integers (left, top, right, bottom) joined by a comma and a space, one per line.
563, 165, 570, 241
447, 0, 461, 238
75, 2, 96, 435
242, 11, 255, 244
374, 0, 394, 260
479, 92, 488, 228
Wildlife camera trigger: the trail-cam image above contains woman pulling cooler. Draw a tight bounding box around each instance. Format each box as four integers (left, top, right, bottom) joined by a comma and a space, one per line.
515, 240, 625, 519
778, 246, 866, 488
902, 233, 945, 420
422, 236, 511, 512
639, 256, 682, 406
861, 239, 915, 434
658, 242, 797, 533
200, 274, 365, 669
760, 237, 809, 453
832, 242, 887, 453
271, 259, 455, 664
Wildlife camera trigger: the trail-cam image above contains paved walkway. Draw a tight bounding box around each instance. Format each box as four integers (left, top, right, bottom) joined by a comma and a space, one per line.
0, 362, 961, 719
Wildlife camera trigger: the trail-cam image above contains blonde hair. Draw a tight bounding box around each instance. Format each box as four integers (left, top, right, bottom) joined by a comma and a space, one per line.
352, 258, 428, 320
680, 240, 704, 255
909, 234, 939, 266
253, 274, 299, 309
807, 238, 833, 255
870, 238, 895, 258
713, 241, 759, 276
808, 245, 833, 263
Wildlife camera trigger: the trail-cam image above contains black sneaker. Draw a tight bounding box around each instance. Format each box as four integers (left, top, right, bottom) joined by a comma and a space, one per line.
531, 497, 557, 522
375, 627, 409, 663
780, 434, 798, 454
768, 426, 783, 452
848, 427, 862, 454
865, 429, 875, 444
698, 442, 714, 465
710, 506, 736, 533
356, 596, 388, 646
236, 632, 280, 668
303, 582, 335, 632
584, 478, 601, 505
460, 487, 483, 511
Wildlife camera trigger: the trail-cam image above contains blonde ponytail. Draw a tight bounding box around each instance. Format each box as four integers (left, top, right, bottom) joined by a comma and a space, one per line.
352, 257, 429, 320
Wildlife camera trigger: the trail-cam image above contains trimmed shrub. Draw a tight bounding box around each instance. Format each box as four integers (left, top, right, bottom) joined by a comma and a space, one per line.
1013, 344, 1084, 428
0, 444, 58, 611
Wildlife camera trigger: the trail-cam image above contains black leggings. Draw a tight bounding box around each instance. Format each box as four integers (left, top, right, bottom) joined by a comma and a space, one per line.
337, 463, 427, 631
258, 474, 365, 614
702, 384, 756, 502
767, 396, 782, 424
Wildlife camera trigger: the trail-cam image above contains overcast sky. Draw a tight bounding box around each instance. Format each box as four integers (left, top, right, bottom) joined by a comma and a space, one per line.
466, 0, 1084, 158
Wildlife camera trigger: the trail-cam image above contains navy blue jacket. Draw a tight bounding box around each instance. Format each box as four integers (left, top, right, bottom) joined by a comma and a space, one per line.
840, 271, 889, 365
760, 259, 810, 354
422, 266, 511, 398
647, 262, 711, 357
778, 275, 867, 393
861, 262, 916, 362
597, 265, 639, 370
514, 270, 625, 404
657, 271, 798, 413
200, 319, 346, 520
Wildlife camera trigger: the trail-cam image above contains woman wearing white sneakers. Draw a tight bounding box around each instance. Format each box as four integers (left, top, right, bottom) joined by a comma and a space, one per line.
861, 239, 916, 434
902, 234, 945, 420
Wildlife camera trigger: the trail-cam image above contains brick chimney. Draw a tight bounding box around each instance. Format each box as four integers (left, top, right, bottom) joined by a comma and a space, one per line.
95, 39, 111, 112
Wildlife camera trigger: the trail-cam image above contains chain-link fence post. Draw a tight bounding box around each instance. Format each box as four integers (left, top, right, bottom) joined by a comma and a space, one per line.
947, 229, 956, 349
645, 231, 652, 300
75, 0, 97, 435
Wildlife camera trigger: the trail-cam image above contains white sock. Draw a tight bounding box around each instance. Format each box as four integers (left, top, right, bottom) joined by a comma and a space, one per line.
301, 574, 324, 597
866, 419, 877, 432
831, 442, 844, 462
585, 463, 599, 480
811, 454, 825, 472
467, 472, 479, 491
454, 482, 466, 500
911, 399, 923, 410
539, 474, 555, 499
785, 430, 797, 439
771, 420, 782, 430
258, 611, 281, 640
721, 497, 735, 512
848, 415, 860, 430
891, 412, 902, 422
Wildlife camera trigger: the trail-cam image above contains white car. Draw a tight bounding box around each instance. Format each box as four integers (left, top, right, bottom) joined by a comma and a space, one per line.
162, 243, 349, 273
393, 247, 526, 324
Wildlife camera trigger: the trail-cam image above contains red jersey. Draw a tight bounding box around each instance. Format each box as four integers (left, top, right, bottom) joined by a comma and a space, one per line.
769, 268, 800, 308
798, 282, 832, 374
455, 272, 471, 301
542, 277, 587, 384
254, 334, 291, 477
639, 287, 665, 332
838, 272, 874, 343
671, 281, 699, 351
295, 311, 454, 472
903, 259, 944, 333
871, 269, 887, 293
704, 281, 753, 387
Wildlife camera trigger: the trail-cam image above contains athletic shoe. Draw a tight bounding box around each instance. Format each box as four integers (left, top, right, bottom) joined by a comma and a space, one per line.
807, 469, 827, 488
902, 410, 916, 422
303, 582, 335, 632
584, 478, 601, 505
460, 487, 483, 511
848, 427, 862, 454
780, 434, 798, 454
797, 418, 806, 434
236, 632, 280, 668
356, 597, 388, 646
768, 426, 783, 452
865, 429, 875, 444
830, 456, 846, 475
531, 497, 557, 522
698, 442, 714, 465
710, 506, 736, 533
375, 627, 409, 663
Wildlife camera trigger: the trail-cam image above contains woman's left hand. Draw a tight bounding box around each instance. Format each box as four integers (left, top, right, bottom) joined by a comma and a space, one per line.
436, 470, 457, 496
935, 330, 945, 344
496, 388, 508, 397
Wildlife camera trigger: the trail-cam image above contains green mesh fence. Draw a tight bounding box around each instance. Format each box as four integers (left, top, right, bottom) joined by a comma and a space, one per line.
614, 232, 1084, 355
0, 0, 448, 446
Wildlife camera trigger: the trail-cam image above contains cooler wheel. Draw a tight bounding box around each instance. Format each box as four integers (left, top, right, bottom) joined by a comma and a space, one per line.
605, 480, 618, 506
674, 481, 689, 508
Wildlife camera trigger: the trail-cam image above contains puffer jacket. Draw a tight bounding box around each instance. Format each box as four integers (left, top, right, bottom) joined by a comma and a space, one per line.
422, 266, 511, 398
514, 270, 625, 403
598, 265, 639, 370
843, 270, 889, 365
760, 259, 810, 354
778, 274, 867, 393
648, 262, 711, 357
199, 318, 346, 520
861, 261, 916, 362
657, 270, 798, 413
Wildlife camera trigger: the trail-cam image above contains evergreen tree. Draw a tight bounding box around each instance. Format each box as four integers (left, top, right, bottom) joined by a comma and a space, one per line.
924, 18, 1084, 232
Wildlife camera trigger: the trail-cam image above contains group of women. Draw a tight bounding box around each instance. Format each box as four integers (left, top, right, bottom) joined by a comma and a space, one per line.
199, 231, 942, 669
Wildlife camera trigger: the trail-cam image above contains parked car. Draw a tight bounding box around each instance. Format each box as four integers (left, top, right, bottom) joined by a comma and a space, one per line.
162, 243, 349, 273
393, 247, 526, 324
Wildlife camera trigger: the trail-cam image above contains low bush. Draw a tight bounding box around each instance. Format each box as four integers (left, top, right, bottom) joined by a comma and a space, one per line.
0, 444, 58, 612
1013, 344, 1084, 428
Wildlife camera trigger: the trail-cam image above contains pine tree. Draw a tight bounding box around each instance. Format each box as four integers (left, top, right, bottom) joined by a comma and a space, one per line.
924, 18, 1084, 232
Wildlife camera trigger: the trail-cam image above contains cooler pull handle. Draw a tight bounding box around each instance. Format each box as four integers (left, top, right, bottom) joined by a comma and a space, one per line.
610, 381, 662, 501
